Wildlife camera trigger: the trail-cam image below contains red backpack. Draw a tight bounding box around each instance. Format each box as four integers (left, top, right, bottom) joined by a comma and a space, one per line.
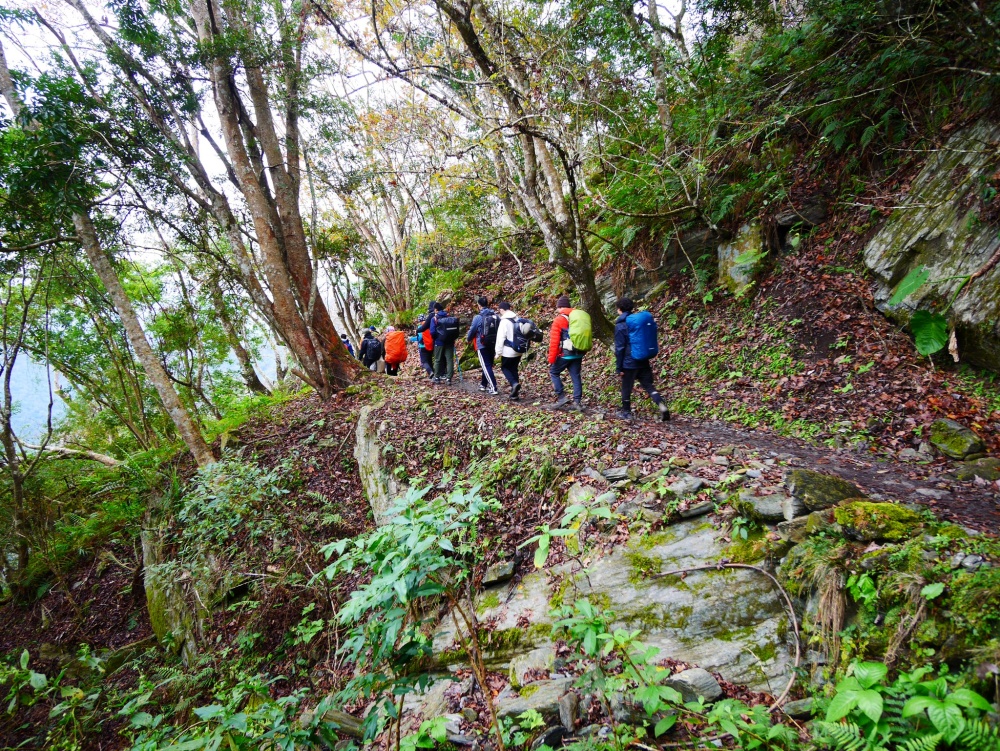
422, 329, 433, 351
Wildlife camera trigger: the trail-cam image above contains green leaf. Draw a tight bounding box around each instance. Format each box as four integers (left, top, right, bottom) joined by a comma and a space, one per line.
903, 696, 939, 717
947, 688, 994, 712
131, 712, 155, 728
910, 310, 948, 356
654, 715, 677, 737
853, 661, 888, 689
889, 266, 930, 306
826, 691, 858, 722
855, 689, 883, 723
927, 701, 965, 742
28, 671, 47, 691
193, 704, 225, 721
533, 535, 550, 568
19, 650, 29, 670
921, 582, 945, 600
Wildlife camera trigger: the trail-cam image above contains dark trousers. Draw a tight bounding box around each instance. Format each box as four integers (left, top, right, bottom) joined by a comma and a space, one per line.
434, 344, 455, 380
550, 357, 583, 400
477, 348, 498, 391
621, 362, 663, 412
419, 348, 434, 376
385, 362, 400, 376
500, 356, 520, 388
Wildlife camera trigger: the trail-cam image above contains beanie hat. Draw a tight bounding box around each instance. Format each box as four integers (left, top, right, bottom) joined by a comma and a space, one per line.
557, 295, 571, 308
386, 326, 395, 332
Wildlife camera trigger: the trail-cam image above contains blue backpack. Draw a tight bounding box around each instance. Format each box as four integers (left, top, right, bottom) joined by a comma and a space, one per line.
626, 311, 659, 361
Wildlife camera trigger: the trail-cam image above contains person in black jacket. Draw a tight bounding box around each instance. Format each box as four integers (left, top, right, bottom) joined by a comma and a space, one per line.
360, 330, 382, 371
614, 297, 669, 422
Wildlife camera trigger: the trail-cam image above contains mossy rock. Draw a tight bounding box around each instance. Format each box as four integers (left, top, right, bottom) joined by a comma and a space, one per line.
833, 501, 923, 542
929, 418, 985, 460
956, 457, 1000, 481
785, 469, 864, 510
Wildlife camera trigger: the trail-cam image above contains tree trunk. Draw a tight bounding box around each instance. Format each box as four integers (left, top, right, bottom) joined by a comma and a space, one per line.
73, 212, 216, 468
209, 284, 271, 395
190, 0, 358, 393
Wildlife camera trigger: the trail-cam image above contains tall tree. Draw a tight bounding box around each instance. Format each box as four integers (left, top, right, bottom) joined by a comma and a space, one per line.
0, 38, 216, 467
55, 0, 359, 393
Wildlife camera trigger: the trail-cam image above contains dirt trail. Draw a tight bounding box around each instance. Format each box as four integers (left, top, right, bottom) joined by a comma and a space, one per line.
436, 370, 1000, 533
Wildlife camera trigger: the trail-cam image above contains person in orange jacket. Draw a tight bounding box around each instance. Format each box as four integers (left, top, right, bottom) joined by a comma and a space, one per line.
547, 295, 584, 411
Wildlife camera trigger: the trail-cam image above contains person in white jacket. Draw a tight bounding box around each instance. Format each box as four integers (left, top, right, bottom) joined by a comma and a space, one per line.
494, 302, 523, 401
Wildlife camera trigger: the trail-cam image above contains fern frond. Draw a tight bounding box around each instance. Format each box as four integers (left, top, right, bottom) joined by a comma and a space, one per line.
812, 720, 868, 751
898, 732, 941, 751
955, 718, 1000, 751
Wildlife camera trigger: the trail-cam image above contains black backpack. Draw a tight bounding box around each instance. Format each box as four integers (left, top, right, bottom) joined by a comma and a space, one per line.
437, 314, 461, 344
362, 338, 382, 364
505, 317, 539, 354
481, 311, 500, 349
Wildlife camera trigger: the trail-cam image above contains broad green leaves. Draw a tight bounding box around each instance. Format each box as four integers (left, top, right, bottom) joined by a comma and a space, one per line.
886, 266, 964, 357
920, 582, 945, 600
903, 687, 994, 742
911, 310, 949, 356
889, 266, 931, 306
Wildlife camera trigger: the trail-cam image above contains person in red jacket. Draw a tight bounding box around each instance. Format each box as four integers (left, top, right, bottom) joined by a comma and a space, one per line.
547, 295, 584, 411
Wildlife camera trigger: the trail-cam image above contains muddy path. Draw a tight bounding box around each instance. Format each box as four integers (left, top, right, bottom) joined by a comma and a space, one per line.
426, 370, 1000, 533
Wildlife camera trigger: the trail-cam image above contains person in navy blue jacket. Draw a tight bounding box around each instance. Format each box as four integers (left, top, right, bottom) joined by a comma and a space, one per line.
466, 296, 499, 394
614, 297, 670, 422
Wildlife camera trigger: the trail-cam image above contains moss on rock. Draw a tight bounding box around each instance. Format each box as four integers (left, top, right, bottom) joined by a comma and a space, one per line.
785, 469, 863, 510
833, 501, 922, 542
929, 418, 985, 460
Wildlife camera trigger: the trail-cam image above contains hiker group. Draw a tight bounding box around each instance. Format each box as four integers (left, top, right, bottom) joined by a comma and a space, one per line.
406, 294, 670, 421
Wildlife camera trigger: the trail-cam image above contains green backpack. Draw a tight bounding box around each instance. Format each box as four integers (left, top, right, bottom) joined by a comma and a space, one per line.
566, 309, 593, 353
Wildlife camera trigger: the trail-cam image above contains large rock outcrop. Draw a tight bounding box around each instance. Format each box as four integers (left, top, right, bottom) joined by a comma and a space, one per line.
355, 401, 407, 525
431, 517, 797, 692
863, 119, 1000, 370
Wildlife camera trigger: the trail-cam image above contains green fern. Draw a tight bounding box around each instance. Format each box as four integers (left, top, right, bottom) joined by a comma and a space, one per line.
898, 734, 942, 751
812, 720, 871, 751
955, 719, 1000, 751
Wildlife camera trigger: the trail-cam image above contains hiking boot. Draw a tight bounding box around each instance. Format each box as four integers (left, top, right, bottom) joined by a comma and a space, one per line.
549, 393, 570, 410
616, 409, 634, 421
510, 383, 521, 400
569, 400, 584, 413
658, 402, 671, 422
486, 388, 498, 395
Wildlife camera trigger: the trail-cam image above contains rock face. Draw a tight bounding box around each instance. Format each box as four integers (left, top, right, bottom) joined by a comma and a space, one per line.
717, 224, 765, 295
862, 119, 1000, 371
355, 402, 406, 525
785, 469, 863, 510
929, 418, 986, 460
595, 228, 719, 309
433, 518, 796, 691
664, 667, 723, 703
497, 678, 574, 721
